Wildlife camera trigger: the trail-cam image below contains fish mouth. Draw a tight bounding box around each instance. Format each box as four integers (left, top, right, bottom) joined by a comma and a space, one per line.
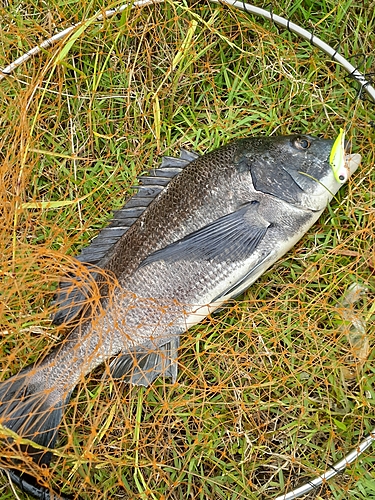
345, 153, 361, 176
343, 137, 361, 177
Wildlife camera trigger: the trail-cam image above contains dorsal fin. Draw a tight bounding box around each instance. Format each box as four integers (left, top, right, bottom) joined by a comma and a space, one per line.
76, 149, 199, 267
52, 149, 199, 325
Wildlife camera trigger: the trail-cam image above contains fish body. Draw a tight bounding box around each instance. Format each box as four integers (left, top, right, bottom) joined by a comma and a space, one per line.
0, 135, 360, 472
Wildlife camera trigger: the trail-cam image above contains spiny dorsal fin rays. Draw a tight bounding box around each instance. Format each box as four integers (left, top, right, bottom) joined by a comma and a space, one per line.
82, 148, 199, 266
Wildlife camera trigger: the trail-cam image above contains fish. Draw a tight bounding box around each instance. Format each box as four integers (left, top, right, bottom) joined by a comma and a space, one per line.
0, 134, 360, 497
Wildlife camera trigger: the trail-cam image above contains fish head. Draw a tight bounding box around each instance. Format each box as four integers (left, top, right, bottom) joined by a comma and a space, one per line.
239, 134, 360, 212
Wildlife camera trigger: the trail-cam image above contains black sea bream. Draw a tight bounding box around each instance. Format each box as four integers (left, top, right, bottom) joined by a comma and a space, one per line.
0, 135, 360, 473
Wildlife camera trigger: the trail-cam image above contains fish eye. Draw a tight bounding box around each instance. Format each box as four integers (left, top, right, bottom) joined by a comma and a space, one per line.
293, 137, 311, 150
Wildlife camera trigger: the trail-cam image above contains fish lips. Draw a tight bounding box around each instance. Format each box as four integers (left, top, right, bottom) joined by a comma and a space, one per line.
345, 153, 361, 176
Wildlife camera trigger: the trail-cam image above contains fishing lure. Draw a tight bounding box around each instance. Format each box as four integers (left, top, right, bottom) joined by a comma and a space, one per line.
330, 128, 348, 183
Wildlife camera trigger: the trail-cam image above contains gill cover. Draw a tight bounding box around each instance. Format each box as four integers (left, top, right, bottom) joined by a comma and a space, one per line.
239, 135, 334, 207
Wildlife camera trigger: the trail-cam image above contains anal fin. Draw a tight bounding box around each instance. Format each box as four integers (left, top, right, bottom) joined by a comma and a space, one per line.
109, 338, 180, 387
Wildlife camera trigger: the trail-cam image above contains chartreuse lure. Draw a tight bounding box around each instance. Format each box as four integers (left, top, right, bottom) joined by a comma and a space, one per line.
330, 128, 348, 183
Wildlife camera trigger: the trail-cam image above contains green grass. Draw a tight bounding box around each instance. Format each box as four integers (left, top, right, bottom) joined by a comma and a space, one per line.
0, 0, 375, 498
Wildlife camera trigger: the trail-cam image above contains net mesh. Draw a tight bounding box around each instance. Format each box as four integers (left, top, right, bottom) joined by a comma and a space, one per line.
0, 1, 374, 498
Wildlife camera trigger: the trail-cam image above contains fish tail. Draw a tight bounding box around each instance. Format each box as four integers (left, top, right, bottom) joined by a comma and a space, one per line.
0, 366, 71, 465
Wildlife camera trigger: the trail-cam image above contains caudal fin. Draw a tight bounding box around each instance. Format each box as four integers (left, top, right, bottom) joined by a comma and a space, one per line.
0, 366, 70, 465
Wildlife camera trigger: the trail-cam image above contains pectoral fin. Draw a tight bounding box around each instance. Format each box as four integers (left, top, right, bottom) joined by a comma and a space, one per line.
141, 201, 270, 265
